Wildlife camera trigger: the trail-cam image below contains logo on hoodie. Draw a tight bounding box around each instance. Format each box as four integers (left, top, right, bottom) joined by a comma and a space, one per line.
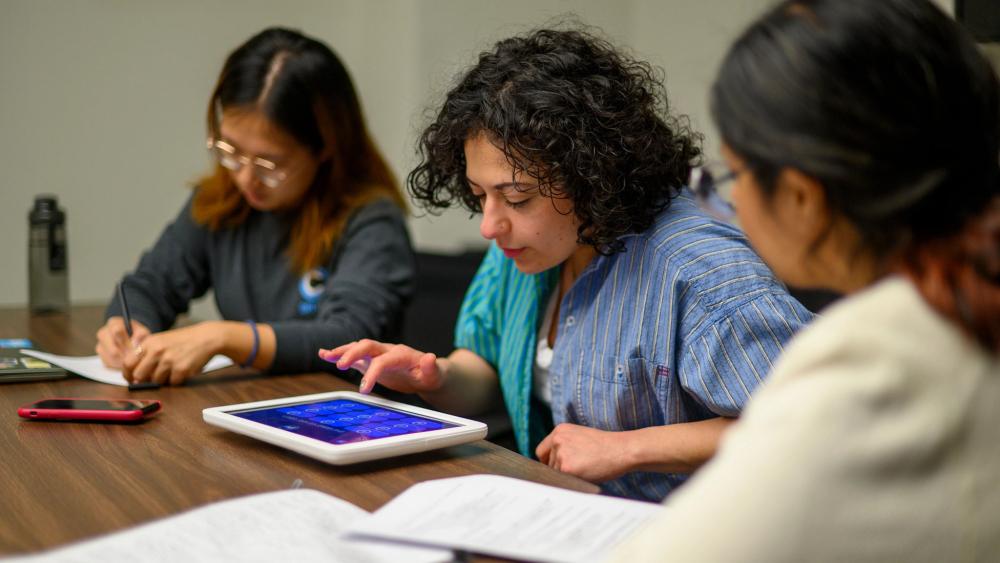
297, 267, 329, 316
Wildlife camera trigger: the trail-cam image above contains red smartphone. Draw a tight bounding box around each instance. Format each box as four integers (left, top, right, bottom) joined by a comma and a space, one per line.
17, 398, 161, 422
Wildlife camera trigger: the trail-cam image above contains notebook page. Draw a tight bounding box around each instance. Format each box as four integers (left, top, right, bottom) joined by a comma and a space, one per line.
20, 350, 233, 386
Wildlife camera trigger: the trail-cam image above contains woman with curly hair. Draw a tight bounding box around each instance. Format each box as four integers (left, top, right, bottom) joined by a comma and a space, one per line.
322, 27, 811, 501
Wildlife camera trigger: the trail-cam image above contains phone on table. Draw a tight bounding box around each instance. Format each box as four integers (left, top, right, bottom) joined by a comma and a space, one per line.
18, 398, 161, 422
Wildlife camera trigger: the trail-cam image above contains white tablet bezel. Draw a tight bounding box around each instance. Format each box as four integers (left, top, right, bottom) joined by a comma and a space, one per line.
202, 391, 487, 465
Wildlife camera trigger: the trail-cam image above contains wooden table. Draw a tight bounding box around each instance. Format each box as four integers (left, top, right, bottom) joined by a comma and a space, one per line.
0, 306, 599, 555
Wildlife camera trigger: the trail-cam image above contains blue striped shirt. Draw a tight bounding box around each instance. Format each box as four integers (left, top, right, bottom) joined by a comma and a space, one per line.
455, 192, 812, 501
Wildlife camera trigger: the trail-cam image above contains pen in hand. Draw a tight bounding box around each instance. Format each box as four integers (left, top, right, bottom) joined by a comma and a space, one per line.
117, 281, 137, 346
118, 282, 157, 389
117, 282, 149, 377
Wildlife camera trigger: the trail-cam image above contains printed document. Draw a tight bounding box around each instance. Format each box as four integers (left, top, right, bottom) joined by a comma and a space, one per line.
9, 489, 449, 563
346, 474, 661, 563
19, 350, 233, 386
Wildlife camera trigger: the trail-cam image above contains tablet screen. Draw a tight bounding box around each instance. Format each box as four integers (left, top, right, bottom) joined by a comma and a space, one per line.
231, 399, 458, 445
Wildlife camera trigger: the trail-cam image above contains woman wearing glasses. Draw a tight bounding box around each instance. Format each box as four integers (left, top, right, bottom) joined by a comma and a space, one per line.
322, 28, 812, 501
95, 28, 414, 385
614, 0, 1000, 559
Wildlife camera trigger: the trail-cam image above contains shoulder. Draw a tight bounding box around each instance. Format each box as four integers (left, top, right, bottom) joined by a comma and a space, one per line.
616, 192, 805, 326
745, 279, 998, 461
343, 197, 407, 230
330, 197, 412, 255
177, 190, 203, 224
324, 197, 414, 273
769, 277, 990, 389
632, 194, 777, 293
638, 192, 748, 249
167, 190, 212, 240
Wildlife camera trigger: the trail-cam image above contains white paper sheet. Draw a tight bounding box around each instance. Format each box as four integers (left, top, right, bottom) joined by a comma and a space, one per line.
19, 350, 233, 386
346, 474, 662, 563
7, 489, 450, 563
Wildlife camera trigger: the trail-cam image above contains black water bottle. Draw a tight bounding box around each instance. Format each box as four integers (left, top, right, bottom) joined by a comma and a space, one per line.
28, 195, 69, 313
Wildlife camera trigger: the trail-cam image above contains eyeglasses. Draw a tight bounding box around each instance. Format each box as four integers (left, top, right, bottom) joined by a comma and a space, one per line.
688, 162, 737, 221
206, 138, 288, 189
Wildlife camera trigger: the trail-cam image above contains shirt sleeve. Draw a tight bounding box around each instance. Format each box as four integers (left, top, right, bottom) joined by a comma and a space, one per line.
677, 290, 812, 416
104, 194, 211, 332
269, 200, 416, 373
453, 244, 505, 369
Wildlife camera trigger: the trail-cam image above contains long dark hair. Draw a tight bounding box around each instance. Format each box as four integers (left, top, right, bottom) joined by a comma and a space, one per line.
408, 27, 700, 255
193, 27, 404, 273
712, 0, 1000, 352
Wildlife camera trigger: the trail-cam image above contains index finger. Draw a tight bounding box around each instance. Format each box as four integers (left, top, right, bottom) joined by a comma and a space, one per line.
320, 339, 386, 370
357, 347, 418, 394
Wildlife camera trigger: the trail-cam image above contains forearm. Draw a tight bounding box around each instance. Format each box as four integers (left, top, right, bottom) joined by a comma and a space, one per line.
623, 417, 736, 474
418, 349, 502, 416
271, 314, 387, 373
214, 321, 276, 370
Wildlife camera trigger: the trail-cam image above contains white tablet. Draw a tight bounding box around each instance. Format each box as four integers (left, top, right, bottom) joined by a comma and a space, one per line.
203, 391, 487, 465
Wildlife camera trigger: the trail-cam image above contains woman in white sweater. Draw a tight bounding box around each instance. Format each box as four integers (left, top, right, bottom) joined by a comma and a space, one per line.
613, 0, 1000, 560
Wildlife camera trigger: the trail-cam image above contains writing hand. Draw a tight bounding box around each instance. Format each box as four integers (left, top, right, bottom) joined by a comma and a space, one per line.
121, 322, 219, 385
318, 339, 441, 395
95, 316, 150, 369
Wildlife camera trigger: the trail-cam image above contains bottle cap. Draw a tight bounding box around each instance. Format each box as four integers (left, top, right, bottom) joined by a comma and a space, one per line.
29, 194, 64, 224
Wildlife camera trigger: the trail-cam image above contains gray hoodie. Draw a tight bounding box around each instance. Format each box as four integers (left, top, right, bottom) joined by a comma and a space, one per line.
105, 194, 415, 373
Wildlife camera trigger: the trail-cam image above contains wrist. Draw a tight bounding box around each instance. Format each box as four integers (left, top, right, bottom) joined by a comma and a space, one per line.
197, 321, 227, 353
213, 321, 244, 358
213, 321, 259, 368
242, 320, 260, 368
620, 429, 648, 474
430, 357, 450, 392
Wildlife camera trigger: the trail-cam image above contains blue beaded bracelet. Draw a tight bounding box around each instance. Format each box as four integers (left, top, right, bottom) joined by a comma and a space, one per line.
242, 320, 259, 368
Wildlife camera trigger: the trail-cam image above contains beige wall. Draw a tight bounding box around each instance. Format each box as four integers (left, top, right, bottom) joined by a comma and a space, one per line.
0, 0, 782, 311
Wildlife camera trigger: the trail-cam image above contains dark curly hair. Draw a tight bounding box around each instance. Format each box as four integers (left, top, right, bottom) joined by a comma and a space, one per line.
407, 27, 701, 254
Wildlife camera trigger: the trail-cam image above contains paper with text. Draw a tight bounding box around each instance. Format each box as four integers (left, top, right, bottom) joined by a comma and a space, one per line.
19, 350, 233, 386
8, 489, 450, 563
347, 474, 662, 563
